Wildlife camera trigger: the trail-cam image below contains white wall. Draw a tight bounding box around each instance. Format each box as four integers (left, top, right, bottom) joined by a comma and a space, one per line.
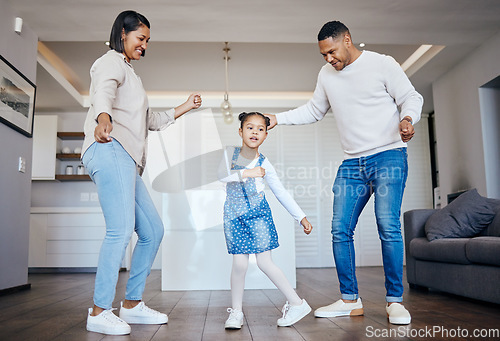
0, 0, 38, 291
479, 86, 500, 199
433, 31, 500, 200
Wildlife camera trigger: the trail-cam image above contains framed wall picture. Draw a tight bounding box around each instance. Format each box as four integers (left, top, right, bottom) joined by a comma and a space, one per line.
0, 55, 36, 137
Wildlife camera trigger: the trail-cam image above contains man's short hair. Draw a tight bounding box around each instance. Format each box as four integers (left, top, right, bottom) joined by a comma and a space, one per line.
317, 21, 350, 41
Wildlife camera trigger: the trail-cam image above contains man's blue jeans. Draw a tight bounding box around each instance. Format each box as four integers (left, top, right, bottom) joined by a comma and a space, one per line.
331, 148, 408, 303
82, 139, 164, 310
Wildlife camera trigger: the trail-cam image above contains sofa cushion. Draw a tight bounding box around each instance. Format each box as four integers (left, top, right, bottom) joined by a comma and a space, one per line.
466, 237, 500, 266
425, 189, 499, 241
481, 210, 500, 237
409, 237, 471, 264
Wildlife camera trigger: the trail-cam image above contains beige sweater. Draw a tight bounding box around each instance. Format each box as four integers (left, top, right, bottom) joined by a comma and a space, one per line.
82, 50, 175, 174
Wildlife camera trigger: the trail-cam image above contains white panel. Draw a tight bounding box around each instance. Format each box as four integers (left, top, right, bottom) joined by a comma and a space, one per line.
31, 115, 57, 180
47, 213, 105, 227
29, 214, 48, 267
45, 254, 100, 267
161, 189, 295, 290
29, 210, 107, 269
46, 240, 103, 254
46, 226, 105, 240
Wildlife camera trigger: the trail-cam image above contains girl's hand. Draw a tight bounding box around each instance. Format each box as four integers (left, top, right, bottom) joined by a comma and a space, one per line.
187, 93, 202, 110
300, 217, 313, 235
243, 166, 265, 178
94, 113, 113, 143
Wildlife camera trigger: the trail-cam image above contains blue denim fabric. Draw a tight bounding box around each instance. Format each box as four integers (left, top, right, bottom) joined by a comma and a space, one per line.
331, 148, 408, 303
82, 139, 164, 309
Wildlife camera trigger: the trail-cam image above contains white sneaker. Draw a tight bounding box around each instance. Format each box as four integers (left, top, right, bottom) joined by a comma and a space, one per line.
225, 308, 244, 329
86, 308, 131, 335
386, 303, 411, 325
314, 298, 364, 318
119, 301, 168, 324
277, 299, 312, 327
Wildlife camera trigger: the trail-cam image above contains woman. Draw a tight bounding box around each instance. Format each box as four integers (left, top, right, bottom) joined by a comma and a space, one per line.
82, 10, 201, 335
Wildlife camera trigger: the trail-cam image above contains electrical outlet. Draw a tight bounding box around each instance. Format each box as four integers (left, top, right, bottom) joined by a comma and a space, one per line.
80, 192, 90, 201
90, 192, 99, 201
18, 157, 26, 173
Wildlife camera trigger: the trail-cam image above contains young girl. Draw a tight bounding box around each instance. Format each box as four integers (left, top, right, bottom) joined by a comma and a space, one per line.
218, 112, 313, 328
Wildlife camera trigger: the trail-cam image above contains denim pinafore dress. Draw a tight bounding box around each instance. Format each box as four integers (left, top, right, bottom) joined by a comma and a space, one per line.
223, 147, 279, 254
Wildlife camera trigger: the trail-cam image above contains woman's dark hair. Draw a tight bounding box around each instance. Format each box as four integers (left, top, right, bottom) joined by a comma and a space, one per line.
109, 10, 150, 57
317, 20, 350, 41
238, 112, 270, 130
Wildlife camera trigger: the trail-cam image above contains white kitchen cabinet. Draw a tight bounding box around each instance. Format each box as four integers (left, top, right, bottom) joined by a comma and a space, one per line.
31, 115, 58, 180
29, 207, 133, 270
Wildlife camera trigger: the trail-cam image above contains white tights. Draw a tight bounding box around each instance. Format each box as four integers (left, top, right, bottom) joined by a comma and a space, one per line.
230, 251, 302, 311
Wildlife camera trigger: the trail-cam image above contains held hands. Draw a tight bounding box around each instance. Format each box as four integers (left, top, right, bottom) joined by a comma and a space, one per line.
399, 116, 415, 142
243, 166, 266, 178
300, 217, 313, 235
94, 113, 113, 143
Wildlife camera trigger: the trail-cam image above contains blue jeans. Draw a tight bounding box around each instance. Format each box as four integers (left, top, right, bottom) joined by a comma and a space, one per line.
331, 148, 408, 303
82, 139, 164, 310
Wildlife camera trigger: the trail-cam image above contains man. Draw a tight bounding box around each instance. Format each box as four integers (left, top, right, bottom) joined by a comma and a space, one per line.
267, 21, 423, 325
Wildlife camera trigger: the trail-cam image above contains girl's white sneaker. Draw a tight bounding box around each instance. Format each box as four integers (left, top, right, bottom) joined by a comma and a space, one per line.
225, 308, 244, 329
277, 299, 312, 327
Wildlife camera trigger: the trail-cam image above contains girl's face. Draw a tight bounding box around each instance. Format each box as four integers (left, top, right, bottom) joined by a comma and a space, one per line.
239, 115, 268, 149
121, 24, 150, 62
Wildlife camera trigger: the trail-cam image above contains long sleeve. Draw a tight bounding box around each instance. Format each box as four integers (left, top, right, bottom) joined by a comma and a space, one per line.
383, 56, 423, 125
262, 159, 306, 222
89, 56, 124, 122
147, 108, 176, 131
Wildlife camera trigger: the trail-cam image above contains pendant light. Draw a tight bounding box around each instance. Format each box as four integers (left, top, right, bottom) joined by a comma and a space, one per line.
221, 42, 233, 124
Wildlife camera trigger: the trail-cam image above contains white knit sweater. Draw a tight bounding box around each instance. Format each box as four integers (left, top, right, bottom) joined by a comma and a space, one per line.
276, 50, 423, 159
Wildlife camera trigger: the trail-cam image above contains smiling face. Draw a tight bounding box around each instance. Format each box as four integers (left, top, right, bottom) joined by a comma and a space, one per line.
239, 115, 268, 150
121, 24, 150, 62
319, 34, 356, 71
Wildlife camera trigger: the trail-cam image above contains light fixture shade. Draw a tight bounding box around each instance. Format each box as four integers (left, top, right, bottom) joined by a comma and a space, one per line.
223, 114, 234, 124
221, 93, 232, 117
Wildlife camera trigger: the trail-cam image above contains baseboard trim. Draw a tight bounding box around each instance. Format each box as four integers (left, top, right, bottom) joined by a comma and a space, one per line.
28, 267, 127, 274
0, 283, 31, 296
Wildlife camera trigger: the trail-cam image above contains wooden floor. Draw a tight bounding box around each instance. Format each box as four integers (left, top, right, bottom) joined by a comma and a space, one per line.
0, 267, 499, 340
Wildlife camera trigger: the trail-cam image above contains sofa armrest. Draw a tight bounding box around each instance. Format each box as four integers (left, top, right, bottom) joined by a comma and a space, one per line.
403, 209, 437, 285
403, 209, 437, 241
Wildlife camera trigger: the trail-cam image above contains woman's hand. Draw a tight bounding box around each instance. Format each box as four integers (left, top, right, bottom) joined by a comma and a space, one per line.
174, 93, 202, 119
301, 217, 313, 235
190, 93, 202, 109
243, 166, 266, 178
94, 113, 113, 143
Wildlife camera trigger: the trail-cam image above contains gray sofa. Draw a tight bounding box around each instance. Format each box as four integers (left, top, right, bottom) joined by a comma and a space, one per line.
404, 208, 500, 304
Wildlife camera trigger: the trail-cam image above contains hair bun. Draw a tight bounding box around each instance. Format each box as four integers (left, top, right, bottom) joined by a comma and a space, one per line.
238, 112, 248, 121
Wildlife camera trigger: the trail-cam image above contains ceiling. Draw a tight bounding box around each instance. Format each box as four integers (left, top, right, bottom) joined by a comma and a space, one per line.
7, 0, 500, 114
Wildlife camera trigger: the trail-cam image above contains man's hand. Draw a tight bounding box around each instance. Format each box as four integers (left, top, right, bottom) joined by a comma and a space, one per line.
264, 114, 277, 129
399, 116, 415, 142
94, 113, 113, 143
243, 166, 266, 178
